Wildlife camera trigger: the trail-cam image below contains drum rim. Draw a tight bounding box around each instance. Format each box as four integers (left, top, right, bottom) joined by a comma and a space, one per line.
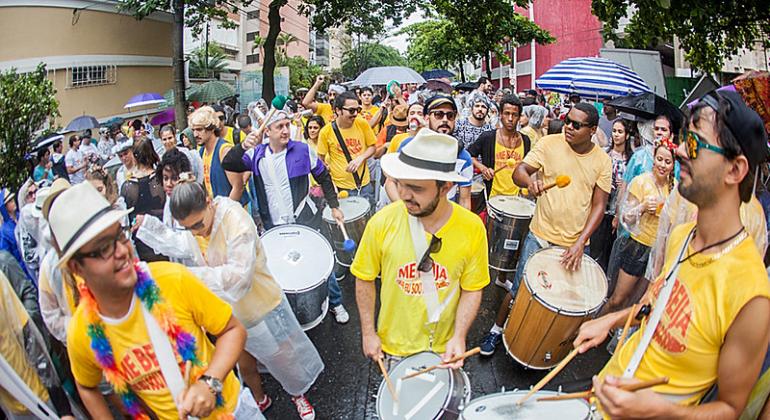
261, 224, 335, 292
375, 351, 457, 420
486, 195, 536, 218
459, 390, 590, 419
522, 247, 607, 316
322, 196, 371, 222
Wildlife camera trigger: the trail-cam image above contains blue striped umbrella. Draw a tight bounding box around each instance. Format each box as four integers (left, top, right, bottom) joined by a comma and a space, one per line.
535, 57, 651, 99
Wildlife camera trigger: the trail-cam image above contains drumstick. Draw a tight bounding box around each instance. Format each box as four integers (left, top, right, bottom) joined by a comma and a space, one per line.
184, 360, 191, 386
401, 347, 481, 380
616, 303, 639, 350
516, 348, 579, 406
521, 175, 571, 196
493, 158, 517, 174
536, 377, 669, 401
377, 357, 398, 402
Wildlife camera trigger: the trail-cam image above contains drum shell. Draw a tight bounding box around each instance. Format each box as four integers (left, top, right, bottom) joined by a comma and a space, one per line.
322, 206, 370, 267
284, 280, 329, 331
471, 183, 486, 215
460, 390, 590, 420
486, 201, 533, 272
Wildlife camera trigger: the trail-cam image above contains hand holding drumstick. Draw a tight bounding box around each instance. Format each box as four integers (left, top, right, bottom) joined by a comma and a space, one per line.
521, 175, 570, 197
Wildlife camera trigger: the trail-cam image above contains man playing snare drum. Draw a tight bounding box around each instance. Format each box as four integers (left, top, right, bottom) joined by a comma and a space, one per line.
480, 102, 612, 356
352, 129, 489, 367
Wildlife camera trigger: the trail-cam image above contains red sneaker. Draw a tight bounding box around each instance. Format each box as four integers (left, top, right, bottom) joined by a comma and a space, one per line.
256, 394, 272, 412
291, 395, 316, 420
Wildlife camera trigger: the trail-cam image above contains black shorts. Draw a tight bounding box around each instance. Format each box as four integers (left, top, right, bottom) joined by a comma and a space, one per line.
618, 235, 651, 277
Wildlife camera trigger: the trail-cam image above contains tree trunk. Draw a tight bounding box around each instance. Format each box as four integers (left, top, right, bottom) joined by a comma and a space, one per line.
172, 0, 187, 130
261, 0, 287, 106
459, 63, 466, 82
484, 52, 492, 80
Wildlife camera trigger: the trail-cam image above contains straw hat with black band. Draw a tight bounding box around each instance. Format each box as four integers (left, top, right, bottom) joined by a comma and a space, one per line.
380, 128, 468, 183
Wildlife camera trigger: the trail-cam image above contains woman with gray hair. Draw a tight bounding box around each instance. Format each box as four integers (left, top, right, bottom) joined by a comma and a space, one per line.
520, 105, 548, 146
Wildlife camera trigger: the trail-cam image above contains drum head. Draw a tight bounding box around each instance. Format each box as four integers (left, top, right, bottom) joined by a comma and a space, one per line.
322, 196, 370, 222
461, 391, 589, 420
523, 247, 607, 314
488, 195, 535, 217
377, 352, 452, 420
261, 224, 334, 292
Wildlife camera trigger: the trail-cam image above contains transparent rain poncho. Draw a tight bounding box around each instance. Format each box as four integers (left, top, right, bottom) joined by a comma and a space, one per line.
37, 247, 77, 344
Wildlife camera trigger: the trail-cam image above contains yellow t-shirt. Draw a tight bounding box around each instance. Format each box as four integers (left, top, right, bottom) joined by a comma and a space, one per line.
387, 132, 412, 154
317, 118, 377, 190
67, 262, 240, 419
522, 134, 612, 246
315, 103, 335, 124
361, 105, 381, 134
221, 126, 235, 145
520, 125, 543, 147
599, 222, 770, 408
627, 172, 669, 247
0, 272, 49, 414
490, 139, 525, 197
350, 201, 490, 356
201, 142, 232, 197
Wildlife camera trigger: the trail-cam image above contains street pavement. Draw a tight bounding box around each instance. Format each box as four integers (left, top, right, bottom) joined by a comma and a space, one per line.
260, 272, 611, 419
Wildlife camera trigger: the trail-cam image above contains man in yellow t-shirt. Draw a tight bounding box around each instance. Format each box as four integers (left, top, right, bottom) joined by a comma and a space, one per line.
48, 182, 249, 419
352, 129, 487, 366
213, 104, 236, 145
575, 89, 770, 418
316, 91, 377, 204
479, 102, 611, 356
359, 86, 380, 128
301, 74, 343, 124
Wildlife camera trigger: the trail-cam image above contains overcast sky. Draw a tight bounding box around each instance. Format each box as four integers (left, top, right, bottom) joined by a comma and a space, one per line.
381, 12, 426, 53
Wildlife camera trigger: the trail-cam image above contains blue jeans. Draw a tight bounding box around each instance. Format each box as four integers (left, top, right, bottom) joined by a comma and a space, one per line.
341, 183, 375, 209
327, 272, 342, 307
510, 232, 589, 297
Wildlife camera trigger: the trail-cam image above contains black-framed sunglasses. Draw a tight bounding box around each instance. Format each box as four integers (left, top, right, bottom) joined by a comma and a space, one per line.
74, 226, 131, 261
564, 116, 592, 130
342, 106, 361, 114
429, 110, 457, 121
183, 217, 206, 232
418, 235, 443, 273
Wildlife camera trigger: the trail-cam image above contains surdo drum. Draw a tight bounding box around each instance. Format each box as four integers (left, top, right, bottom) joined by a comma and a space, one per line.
261, 224, 334, 330
460, 390, 590, 419
470, 177, 486, 214
322, 196, 371, 267
377, 352, 471, 420
503, 247, 607, 369
486, 195, 536, 273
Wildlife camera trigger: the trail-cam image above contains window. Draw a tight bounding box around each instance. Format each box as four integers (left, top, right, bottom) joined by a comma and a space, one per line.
246, 31, 258, 42
246, 10, 259, 20
67, 65, 117, 88
246, 54, 260, 64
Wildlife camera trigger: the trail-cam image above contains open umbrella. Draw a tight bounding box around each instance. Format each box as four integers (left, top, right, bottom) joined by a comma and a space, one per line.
454, 82, 477, 92
124, 92, 165, 109
150, 108, 175, 126
351, 66, 426, 87
32, 133, 64, 151
608, 92, 684, 133
163, 86, 201, 106
101, 117, 123, 127
189, 80, 235, 103
421, 69, 454, 80
536, 57, 651, 99
63, 115, 100, 133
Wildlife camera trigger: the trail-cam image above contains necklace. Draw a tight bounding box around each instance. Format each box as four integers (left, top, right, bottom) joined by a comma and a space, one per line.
679, 227, 747, 268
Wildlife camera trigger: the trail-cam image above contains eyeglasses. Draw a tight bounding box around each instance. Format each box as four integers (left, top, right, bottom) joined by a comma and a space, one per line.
74, 226, 131, 261
429, 110, 457, 121
183, 216, 206, 232
417, 235, 443, 273
684, 130, 727, 160
342, 107, 361, 115
564, 116, 592, 130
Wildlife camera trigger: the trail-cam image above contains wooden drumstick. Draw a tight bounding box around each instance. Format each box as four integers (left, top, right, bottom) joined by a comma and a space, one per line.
516, 348, 579, 406
401, 347, 481, 380
616, 303, 639, 350
536, 377, 669, 401
377, 357, 398, 402
493, 158, 517, 174
521, 175, 571, 196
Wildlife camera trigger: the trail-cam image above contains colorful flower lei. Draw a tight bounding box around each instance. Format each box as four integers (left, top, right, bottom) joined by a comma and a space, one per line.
79, 260, 226, 419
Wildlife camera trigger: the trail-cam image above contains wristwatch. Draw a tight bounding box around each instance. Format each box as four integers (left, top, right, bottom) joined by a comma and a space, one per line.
198, 375, 223, 396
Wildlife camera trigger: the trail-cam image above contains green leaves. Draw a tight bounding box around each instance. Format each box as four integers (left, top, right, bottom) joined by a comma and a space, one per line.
341, 43, 407, 79
0, 64, 59, 191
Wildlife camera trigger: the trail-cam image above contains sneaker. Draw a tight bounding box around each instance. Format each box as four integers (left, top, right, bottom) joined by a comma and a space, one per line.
480, 331, 502, 356
494, 277, 513, 291
331, 305, 350, 324
256, 394, 272, 412
291, 395, 316, 420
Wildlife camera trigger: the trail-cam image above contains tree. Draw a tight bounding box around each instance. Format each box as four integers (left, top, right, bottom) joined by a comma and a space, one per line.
592, 0, 770, 74
400, 19, 475, 81
341, 42, 407, 79
188, 44, 228, 79
0, 64, 59, 191
277, 55, 323, 93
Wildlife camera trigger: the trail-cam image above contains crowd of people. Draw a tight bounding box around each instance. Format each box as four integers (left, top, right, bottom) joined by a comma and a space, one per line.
1, 71, 770, 420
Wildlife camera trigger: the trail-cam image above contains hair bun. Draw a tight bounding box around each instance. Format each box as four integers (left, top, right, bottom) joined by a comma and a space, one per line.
178, 172, 196, 183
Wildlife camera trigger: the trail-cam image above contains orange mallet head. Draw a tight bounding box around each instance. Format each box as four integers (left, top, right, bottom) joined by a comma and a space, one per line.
554, 175, 571, 188
338, 190, 349, 199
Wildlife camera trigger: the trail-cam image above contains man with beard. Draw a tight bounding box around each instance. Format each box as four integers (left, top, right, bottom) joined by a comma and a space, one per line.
454, 93, 495, 149
352, 129, 489, 367
574, 90, 770, 418
302, 75, 346, 124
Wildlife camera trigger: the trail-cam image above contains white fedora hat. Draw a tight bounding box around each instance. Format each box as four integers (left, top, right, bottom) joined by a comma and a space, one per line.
380, 128, 469, 183
48, 182, 132, 266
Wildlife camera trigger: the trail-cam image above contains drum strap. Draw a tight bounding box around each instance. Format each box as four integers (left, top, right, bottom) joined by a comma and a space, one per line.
622, 228, 694, 378
141, 300, 188, 413
0, 353, 58, 419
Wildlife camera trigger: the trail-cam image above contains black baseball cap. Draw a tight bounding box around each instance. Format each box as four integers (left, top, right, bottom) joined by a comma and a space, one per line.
423, 94, 458, 115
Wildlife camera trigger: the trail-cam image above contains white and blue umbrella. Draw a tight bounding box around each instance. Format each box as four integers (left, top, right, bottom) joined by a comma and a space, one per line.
536, 57, 651, 99
351, 66, 426, 87
124, 92, 165, 109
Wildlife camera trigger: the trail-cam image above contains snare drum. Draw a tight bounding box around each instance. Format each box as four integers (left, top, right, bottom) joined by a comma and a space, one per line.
470, 177, 486, 214
377, 352, 471, 420
322, 196, 370, 267
486, 196, 536, 272
503, 247, 607, 369
261, 224, 334, 331
460, 390, 590, 420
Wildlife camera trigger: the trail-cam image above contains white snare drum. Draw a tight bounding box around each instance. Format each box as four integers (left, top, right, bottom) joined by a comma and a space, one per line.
460, 390, 590, 419
377, 352, 471, 420
261, 224, 334, 330
322, 196, 370, 267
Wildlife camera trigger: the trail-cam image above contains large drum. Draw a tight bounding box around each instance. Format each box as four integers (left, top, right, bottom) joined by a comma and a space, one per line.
460, 390, 590, 419
377, 352, 471, 420
503, 247, 607, 369
322, 196, 370, 267
470, 177, 486, 214
261, 224, 334, 331
486, 195, 536, 272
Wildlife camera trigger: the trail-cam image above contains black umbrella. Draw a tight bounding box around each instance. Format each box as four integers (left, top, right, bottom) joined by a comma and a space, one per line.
455, 82, 477, 92
32, 133, 63, 151
63, 115, 100, 133
608, 92, 684, 133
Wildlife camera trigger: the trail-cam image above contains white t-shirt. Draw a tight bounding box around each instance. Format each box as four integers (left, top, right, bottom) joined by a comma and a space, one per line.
258, 148, 294, 226
65, 149, 85, 184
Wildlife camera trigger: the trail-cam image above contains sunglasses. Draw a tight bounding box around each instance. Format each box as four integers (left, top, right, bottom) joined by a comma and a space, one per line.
342, 106, 361, 114
74, 226, 131, 261
429, 110, 457, 121
684, 130, 727, 160
564, 116, 592, 130
418, 235, 443, 273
